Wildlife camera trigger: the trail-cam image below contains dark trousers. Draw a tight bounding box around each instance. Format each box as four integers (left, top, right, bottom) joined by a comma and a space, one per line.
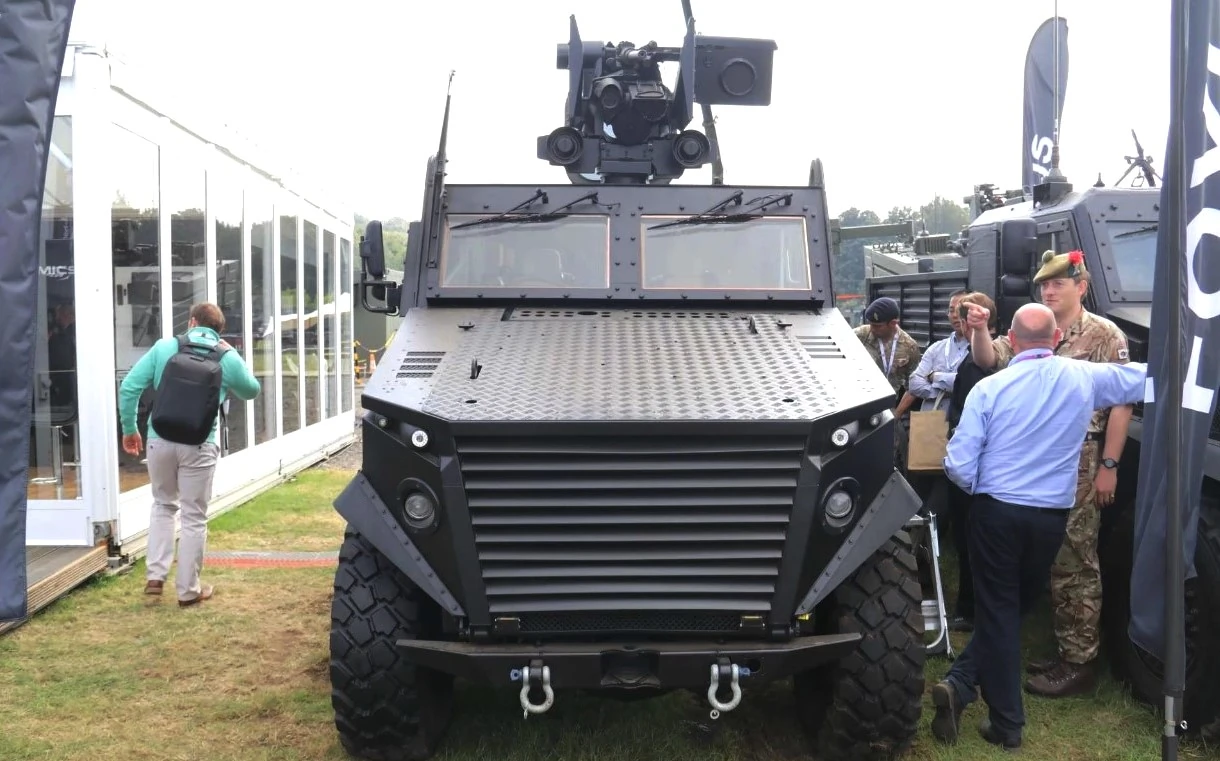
946, 480, 974, 619
944, 494, 1068, 738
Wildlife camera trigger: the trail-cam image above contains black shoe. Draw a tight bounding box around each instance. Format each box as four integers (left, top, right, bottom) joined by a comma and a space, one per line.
979, 718, 1022, 751
930, 681, 963, 744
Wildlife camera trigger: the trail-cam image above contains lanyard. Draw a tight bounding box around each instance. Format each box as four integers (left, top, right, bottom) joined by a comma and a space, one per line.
1011, 348, 1054, 365
879, 338, 898, 376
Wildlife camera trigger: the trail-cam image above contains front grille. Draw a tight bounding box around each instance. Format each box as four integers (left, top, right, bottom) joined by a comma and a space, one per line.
517, 611, 742, 635
455, 434, 807, 616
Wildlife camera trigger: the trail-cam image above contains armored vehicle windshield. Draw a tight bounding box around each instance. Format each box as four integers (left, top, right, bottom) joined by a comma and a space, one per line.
641, 216, 810, 290
441, 215, 612, 289
437, 205, 814, 295
1104, 220, 1156, 295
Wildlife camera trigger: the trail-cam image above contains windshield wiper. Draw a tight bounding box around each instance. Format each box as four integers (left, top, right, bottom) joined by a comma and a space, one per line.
743, 192, 794, 212
652, 211, 765, 227
450, 188, 549, 230
1113, 224, 1158, 239
646, 191, 793, 231
450, 191, 600, 230
647, 190, 744, 230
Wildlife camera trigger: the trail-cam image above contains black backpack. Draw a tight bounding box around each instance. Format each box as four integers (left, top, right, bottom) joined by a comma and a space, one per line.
148, 335, 230, 445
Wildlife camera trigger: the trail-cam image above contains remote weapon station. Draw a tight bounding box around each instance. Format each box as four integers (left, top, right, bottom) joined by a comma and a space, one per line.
332, 7, 926, 760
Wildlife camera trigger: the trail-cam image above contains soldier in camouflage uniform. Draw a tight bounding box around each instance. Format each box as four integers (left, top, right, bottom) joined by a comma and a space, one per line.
854, 297, 923, 470
965, 249, 1133, 698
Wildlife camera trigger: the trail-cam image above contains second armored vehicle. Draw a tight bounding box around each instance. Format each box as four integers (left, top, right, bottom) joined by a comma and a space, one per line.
867, 177, 1220, 735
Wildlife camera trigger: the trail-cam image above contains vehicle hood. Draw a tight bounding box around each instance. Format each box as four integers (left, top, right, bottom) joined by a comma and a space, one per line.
365, 307, 895, 423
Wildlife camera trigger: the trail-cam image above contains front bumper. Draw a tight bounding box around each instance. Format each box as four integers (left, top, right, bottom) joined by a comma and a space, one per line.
398, 633, 861, 689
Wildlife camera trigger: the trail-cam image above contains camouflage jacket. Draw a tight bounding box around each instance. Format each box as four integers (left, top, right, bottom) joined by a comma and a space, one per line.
990, 309, 1131, 434
853, 325, 923, 396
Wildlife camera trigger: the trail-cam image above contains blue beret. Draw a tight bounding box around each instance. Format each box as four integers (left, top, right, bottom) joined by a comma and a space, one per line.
864, 297, 900, 323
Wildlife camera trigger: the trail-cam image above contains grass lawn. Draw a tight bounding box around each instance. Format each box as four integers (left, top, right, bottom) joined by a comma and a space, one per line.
0, 468, 1209, 761
204, 470, 347, 554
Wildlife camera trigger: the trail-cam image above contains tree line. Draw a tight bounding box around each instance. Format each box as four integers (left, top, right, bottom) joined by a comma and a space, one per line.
354, 193, 973, 295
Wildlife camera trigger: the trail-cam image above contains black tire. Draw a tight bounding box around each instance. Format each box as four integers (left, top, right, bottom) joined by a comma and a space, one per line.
1100, 496, 1220, 732
794, 531, 926, 760
330, 529, 454, 761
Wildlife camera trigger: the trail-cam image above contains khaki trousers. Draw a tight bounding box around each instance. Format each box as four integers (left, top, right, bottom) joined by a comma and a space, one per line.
144, 438, 219, 601
1049, 439, 1103, 663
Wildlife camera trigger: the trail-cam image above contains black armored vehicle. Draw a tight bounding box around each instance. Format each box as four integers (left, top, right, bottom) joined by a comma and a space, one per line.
867, 175, 1220, 734
331, 11, 926, 761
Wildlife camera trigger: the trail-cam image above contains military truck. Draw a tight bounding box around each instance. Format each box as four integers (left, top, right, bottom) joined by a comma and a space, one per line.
329, 11, 929, 761
863, 232, 966, 280
866, 176, 1220, 734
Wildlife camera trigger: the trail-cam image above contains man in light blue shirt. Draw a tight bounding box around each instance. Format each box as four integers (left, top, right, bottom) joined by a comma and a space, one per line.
930, 303, 1146, 751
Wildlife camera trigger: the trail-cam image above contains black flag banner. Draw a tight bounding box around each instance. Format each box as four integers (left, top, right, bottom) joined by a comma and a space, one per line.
1022, 16, 1069, 195
1130, 0, 1220, 722
0, 0, 77, 622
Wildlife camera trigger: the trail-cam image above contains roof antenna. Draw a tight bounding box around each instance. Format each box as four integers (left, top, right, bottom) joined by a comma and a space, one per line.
1048, 0, 1063, 182
681, 0, 725, 185
1035, 0, 1073, 206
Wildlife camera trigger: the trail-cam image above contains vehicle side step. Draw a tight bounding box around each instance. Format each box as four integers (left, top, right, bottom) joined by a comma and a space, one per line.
905, 510, 954, 659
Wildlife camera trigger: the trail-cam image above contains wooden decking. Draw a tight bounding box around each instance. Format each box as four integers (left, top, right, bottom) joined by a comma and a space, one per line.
27, 465, 154, 501
0, 544, 109, 635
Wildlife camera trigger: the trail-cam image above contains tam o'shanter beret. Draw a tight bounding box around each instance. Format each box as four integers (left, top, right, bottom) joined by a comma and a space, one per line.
864, 296, 900, 323
1033, 249, 1087, 283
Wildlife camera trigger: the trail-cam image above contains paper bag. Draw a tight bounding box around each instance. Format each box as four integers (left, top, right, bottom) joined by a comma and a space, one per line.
907, 392, 949, 473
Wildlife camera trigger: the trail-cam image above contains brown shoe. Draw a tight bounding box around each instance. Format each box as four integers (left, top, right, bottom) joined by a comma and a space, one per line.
1024, 660, 1096, 697
178, 585, 215, 607
144, 580, 164, 595
1025, 657, 1059, 675
930, 681, 964, 744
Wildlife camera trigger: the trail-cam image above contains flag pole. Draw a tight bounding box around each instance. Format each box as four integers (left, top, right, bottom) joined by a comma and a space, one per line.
1163, 0, 1188, 757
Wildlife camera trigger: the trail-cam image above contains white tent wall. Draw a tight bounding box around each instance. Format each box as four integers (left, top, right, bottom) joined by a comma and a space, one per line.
25, 41, 357, 555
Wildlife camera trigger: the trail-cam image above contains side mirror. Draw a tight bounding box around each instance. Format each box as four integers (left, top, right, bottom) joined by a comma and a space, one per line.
1000, 274, 1030, 297
357, 219, 400, 316
360, 221, 387, 279
999, 217, 1038, 276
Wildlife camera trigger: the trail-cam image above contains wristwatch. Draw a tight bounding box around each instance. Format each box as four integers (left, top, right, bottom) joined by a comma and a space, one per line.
1101, 457, 1118, 470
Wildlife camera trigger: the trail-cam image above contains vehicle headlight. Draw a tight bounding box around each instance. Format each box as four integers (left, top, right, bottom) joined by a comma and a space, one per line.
404, 492, 436, 527
410, 429, 429, 448
824, 489, 854, 520
868, 413, 882, 428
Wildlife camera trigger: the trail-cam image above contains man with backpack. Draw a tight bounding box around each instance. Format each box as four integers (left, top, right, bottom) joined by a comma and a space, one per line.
119, 302, 261, 607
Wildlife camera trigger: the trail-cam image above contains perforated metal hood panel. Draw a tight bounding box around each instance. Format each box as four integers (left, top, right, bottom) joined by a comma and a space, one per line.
367, 308, 894, 422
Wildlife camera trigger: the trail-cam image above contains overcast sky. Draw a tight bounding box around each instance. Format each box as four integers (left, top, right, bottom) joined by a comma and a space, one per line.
71, 0, 1168, 222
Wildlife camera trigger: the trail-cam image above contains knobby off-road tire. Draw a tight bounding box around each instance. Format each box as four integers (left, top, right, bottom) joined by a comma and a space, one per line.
794, 531, 925, 761
1100, 497, 1220, 732
330, 529, 454, 761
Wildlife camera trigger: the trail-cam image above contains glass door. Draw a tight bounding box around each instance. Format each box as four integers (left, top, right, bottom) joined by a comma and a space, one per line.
110, 124, 163, 494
